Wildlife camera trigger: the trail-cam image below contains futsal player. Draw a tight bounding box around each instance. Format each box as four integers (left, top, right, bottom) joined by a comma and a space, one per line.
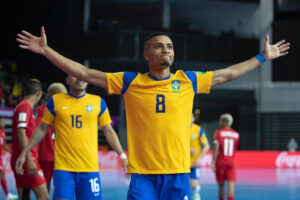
15, 75, 128, 200
16, 27, 289, 199
211, 114, 239, 200
0, 118, 18, 200
10, 79, 49, 200
189, 113, 210, 200
36, 83, 67, 192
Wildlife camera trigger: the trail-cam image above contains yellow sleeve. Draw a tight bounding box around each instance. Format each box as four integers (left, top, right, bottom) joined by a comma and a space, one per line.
106, 72, 125, 95
41, 96, 55, 125
98, 98, 112, 126
200, 133, 208, 144
42, 108, 55, 125
195, 71, 213, 94
99, 109, 112, 127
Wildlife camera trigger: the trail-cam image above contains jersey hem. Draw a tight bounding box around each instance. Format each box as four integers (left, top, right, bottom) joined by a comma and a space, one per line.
127, 169, 191, 174
54, 167, 99, 172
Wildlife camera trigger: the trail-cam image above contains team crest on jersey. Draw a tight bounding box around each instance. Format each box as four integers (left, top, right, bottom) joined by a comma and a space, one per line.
86, 105, 93, 112
191, 134, 196, 139
195, 71, 206, 75
172, 80, 181, 93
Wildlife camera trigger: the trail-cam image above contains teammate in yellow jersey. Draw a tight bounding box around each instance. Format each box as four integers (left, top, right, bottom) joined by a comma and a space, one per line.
15, 75, 128, 200
16, 26, 289, 199
190, 113, 210, 200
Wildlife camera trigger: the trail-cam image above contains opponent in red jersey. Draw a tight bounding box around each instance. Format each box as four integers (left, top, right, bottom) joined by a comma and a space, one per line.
212, 113, 239, 200
10, 79, 49, 200
0, 118, 18, 200
36, 83, 67, 192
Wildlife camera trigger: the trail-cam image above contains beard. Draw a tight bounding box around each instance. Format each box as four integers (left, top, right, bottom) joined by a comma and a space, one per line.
161, 61, 171, 67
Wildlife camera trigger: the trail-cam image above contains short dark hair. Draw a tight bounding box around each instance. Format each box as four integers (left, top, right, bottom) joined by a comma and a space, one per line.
23, 78, 42, 96
144, 32, 171, 49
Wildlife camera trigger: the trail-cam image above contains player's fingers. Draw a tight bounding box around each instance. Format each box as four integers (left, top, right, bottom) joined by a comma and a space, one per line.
280, 51, 289, 56
17, 33, 30, 41
21, 30, 34, 38
16, 38, 29, 45
41, 26, 46, 36
265, 34, 269, 44
279, 43, 290, 50
19, 45, 29, 50
275, 40, 285, 47
280, 46, 290, 53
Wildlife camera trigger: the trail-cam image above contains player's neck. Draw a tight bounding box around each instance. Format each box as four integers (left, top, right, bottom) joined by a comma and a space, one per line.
149, 67, 170, 80
69, 89, 86, 97
23, 95, 37, 108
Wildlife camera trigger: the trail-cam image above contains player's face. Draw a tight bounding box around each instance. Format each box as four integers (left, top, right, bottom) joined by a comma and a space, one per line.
66, 76, 88, 92
219, 119, 227, 128
144, 35, 174, 69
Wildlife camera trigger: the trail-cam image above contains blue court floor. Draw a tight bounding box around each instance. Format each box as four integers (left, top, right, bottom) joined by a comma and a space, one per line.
1, 167, 299, 199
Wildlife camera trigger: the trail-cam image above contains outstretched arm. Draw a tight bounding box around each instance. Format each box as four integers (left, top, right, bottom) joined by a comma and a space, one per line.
212, 35, 290, 86
16, 26, 107, 89
15, 122, 50, 175
102, 124, 128, 173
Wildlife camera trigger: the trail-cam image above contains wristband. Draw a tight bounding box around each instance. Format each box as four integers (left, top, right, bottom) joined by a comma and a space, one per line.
254, 53, 266, 64
120, 153, 127, 160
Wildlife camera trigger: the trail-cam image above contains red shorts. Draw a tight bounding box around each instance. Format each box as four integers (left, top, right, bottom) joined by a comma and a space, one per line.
215, 162, 236, 183
38, 161, 54, 182
11, 159, 46, 189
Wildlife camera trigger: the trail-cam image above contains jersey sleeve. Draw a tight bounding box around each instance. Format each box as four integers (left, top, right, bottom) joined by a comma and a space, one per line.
41, 96, 55, 125
16, 103, 32, 129
184, 71, 213, 94
98, 98, 112, 127
199, 128, 208, 143
106, 72, 138, 95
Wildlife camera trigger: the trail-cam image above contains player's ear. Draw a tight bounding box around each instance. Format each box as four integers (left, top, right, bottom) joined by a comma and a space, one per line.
143, 50, 149, 61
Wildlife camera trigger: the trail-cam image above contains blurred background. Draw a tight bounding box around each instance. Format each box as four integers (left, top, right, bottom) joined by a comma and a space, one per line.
1, 0, 300, 199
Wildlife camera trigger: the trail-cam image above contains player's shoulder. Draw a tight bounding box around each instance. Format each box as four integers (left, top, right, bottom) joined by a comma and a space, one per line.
15, 100, 31, 111
192, 123, 200, 129
85, 93, 102, 100
52, 93, 68, 100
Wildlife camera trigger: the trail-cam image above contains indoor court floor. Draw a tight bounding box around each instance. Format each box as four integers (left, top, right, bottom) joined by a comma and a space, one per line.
2, 167, 299, 200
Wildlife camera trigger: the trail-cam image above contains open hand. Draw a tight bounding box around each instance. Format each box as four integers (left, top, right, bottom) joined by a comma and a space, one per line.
15, 153, 26, 175
16, 26, 47, 55
262, 34, 290, 60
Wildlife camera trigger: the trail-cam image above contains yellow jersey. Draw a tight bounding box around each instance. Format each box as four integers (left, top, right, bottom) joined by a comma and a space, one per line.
42, 92, 111, 172
190, 123, 208, 167
106, 70, 213, 174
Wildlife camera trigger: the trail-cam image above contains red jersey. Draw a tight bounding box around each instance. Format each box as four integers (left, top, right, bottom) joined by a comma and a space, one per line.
214, 128, 239, 164
0, 129, 6, 156
11, 100, 38, 162
36, 104, 54, 162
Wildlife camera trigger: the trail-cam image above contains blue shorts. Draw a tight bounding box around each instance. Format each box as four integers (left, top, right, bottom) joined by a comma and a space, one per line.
189, 167, 201, 180
127, 173, 190, 200
53, 170, 102, 200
